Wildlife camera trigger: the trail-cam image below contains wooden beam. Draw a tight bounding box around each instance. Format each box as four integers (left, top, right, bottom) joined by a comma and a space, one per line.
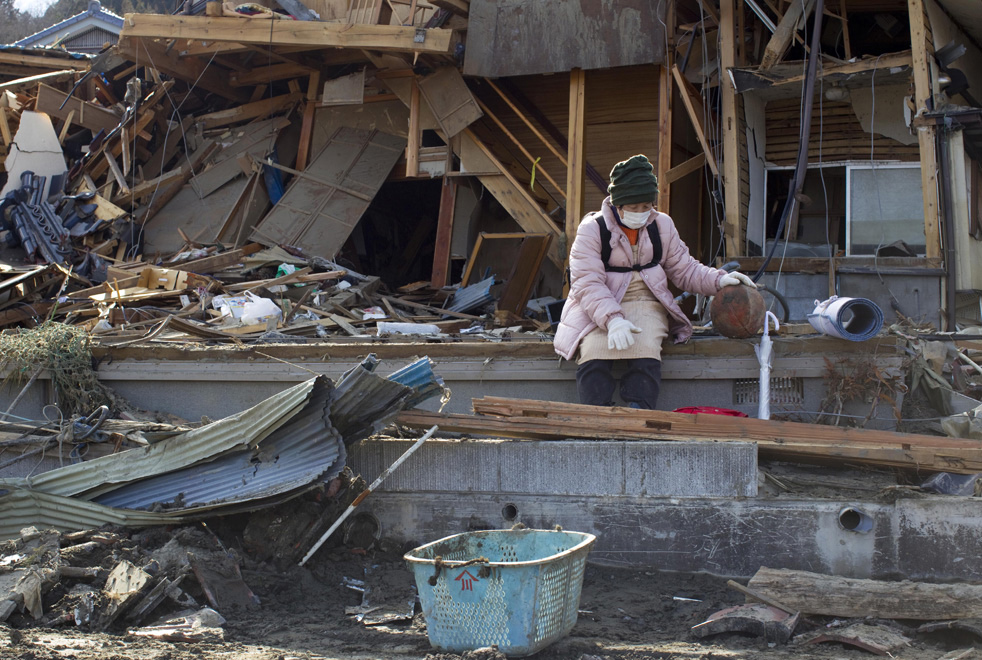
484, 78, 567, 167
36, 83, 121, 136
838, 0, 852, 59
565, 67, 586, 267
0, 69, 75, 94
295, 101, 316, 171
474, 97, 566, 199
120, 14, 454, 54
196, 92, 302, 129
720, 0, 742, 258
0, 52, 89, 71
748, 567, 982, 619
111, 168, 185, 207
429, 0, 468, 17
407, 76, 420, 177
228, 62, 313, 87
908, 0, 941, 261
430, 176, 456, 289
117, 37, 247, 102
0, 109, 11, 146
760, 0, 813, 70
672, 65, 719, 178
664, 153, 707, 184
657, 64, 673, 211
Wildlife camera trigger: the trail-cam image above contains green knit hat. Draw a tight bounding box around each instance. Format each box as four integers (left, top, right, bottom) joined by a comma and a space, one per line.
607, 154, 659, 206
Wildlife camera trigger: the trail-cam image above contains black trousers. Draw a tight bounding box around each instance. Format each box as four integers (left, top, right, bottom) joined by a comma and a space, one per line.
575, 358, 662, 409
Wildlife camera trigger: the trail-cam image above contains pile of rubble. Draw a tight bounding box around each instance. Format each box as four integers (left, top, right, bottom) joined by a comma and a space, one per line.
2, 524, 241, 641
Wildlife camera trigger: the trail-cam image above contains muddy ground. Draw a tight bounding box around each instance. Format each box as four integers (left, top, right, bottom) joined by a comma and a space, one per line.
1, 532, 976, 660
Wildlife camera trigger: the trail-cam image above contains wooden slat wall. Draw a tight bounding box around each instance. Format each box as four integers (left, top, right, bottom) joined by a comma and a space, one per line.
765, 98, 919, 166
480, 65, 661, 216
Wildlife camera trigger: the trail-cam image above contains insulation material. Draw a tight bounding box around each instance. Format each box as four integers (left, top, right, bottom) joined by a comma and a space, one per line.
849, 84, 918, 146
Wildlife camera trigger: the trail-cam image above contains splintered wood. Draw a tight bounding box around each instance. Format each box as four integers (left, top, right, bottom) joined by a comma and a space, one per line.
395, 396, 982, 474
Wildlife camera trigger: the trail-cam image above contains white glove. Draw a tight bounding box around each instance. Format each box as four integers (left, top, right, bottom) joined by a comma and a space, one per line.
719, 271, 757, 288
607, 317, 642, 351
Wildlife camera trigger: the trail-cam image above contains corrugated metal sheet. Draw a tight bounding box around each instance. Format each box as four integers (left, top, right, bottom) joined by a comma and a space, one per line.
447, 275, 495, 313
0, 356, 445, 536
331, 357, 414, 444
94, 383, 345, 510
0, 487, 183, 540
0, 378, 320, 498
387, 357, 446, 409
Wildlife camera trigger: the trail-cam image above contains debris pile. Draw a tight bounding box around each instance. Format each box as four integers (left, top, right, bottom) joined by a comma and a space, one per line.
0, 36, 556, 345
0, 524, 234, 639
694, 567, 982, 656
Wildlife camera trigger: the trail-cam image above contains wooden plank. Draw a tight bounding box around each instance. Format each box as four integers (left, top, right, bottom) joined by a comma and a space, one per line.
671, 65, 719, 178
407, 77, 420, 177
565, 67, 586, 278
0, 51, 89, 71
429, 0, 468, 16
484, 78, 566, 167
430, 176, 456, 289
720, 0, 742, 259
748, 568, 982, 620
195, 92, 302, 129
137, 141, 220, 224
497, 233, 552, 316
229, 62, 313, 87
120, 14, 454, 53
657, 63, 673, 210
664, 153, 707, 184
111, 168, 185, 206
104, 153, 131, 195
296, 101, 316, 171
0, 69, 75, 94
0, 109, 10, 146
760, 0, 811, 70
475, 97, 565, 198
908, 0, 941, 261
417, 66, 483, 138
35, 83, 120, 135
116, 37, 247, 102
380, 294, 482, 321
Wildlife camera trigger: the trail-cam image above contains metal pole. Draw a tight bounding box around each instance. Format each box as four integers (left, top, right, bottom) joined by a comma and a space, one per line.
298, 425, 439, 566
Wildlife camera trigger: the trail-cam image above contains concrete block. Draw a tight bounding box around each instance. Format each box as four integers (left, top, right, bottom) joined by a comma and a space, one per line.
347, 438, 758, 498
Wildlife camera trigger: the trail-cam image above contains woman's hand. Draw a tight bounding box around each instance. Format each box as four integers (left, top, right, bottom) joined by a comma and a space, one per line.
607, 317, 642, 350
719, 271, 757, 288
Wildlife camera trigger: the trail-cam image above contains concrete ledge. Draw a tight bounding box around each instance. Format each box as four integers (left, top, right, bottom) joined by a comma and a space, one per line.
364, 493, 982, 581
347, 438, 759, 498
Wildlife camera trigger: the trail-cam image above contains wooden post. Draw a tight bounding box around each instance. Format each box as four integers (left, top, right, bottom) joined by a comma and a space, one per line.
565, 68, 586, 265
720, 0, 743, 258
908, 0, 941, 260
431, 176, 456, 289
296, 101, 316, 171
407, 76, 420, 177
657, 64, 673, 213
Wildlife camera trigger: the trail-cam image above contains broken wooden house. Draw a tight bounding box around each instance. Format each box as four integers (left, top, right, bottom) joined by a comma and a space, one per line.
1, 0, 982, 585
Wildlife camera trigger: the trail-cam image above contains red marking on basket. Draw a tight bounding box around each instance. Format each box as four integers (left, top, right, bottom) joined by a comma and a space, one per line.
455, 569, 479, 591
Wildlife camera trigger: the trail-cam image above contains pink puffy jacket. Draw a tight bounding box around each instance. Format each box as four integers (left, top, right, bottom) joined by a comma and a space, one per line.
553, 197, 726, 361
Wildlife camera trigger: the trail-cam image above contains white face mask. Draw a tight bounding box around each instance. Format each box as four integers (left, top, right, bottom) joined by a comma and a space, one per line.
620, 210, 650, 229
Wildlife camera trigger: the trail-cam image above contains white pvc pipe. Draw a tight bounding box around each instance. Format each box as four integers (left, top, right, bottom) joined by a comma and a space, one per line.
755, 311, 780, 420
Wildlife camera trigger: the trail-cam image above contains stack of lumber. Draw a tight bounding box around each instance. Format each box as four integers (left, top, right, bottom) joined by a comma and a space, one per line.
396, 396, 982, 474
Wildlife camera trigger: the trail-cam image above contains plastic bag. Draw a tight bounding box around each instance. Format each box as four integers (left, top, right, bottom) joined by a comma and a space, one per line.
241, 292, 282, 325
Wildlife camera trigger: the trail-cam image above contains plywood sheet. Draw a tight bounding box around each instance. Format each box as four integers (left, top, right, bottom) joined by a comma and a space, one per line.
464, 0, 666, 77
417, 66, 483, 137
250, 127, 406, 258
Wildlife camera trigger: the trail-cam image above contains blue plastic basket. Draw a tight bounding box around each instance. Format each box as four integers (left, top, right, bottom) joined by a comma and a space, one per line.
404, 529, 596, 657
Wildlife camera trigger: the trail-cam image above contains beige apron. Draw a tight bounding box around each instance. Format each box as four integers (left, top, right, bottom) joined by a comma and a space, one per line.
578, 245, 670, 363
